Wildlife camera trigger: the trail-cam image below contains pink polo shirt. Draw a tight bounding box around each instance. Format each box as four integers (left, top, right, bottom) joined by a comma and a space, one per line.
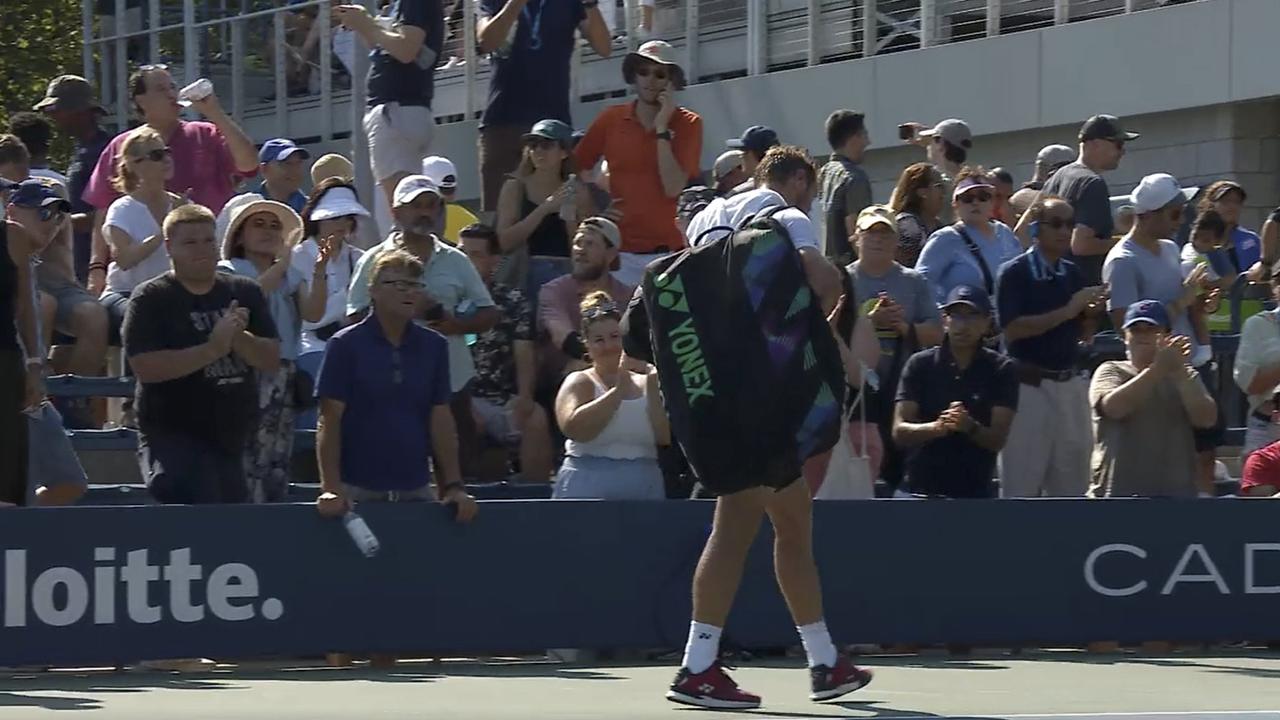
82, 121, 250, 214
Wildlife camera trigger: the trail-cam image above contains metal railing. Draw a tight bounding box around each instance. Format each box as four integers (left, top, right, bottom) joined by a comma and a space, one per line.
82, 0, 1205, 134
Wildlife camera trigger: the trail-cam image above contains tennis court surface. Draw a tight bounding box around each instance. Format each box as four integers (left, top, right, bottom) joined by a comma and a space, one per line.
1, 651, 1277, 718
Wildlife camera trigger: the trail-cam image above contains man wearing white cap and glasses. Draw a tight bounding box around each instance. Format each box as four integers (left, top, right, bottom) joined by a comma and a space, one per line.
421, 155, 479, 245
1103, 172, 1224, 495
348, 175, 499, 475
575, 40, 704, 287
291, 178, 371, 353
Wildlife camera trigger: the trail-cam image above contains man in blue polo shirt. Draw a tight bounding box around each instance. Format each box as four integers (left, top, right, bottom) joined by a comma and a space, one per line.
254, 138, 310, 213
996, 197, 1105, 497
475, 0, 612, 212
893, 285, 1018, 498
315, 248, 477, 521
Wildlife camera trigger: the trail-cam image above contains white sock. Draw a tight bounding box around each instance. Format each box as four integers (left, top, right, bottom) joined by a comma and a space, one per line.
798, 620, 837, 668
681, 621, 722, 674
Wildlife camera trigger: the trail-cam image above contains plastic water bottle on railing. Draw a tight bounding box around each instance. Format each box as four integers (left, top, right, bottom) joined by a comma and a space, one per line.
343, 510, 380, 558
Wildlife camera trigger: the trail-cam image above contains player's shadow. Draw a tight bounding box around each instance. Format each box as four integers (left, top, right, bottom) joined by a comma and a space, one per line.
674, 699, 1002, 719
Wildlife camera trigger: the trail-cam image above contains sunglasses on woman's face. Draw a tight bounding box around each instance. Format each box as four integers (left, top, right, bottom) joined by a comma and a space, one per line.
134, 147, 171, 163
1041, 216, 1076, 230
958, 191, 992, 204
634, 66, 669, 81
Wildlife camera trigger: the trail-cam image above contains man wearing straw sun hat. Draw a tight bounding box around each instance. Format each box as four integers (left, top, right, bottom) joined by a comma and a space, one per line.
574, 40, 703, 287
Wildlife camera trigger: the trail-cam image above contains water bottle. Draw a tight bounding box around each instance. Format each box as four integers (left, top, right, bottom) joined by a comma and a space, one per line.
177, 78, 213, 108
343, 510, 380, 557
559, 174, 578, 224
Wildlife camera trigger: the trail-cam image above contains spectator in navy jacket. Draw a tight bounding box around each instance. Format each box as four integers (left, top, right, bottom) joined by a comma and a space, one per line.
996, 196, 1105, 497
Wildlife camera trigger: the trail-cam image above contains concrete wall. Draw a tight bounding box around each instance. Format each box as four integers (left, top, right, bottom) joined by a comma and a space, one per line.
245, 0, 1280, 225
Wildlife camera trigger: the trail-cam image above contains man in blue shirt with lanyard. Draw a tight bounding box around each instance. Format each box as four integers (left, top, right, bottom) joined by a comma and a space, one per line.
475, 0, 612, 213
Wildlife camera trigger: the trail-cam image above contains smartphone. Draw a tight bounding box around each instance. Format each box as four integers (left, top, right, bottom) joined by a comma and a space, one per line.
897, 123, 915, 141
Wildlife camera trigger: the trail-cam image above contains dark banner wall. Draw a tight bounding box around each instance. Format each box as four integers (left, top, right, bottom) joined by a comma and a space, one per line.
3, 499, 1280, 666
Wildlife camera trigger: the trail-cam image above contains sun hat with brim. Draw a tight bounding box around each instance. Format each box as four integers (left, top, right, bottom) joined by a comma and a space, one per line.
220, 193, 302, 259
952, 175, 995, 200
622, 40, 687, 90
33, 75, 105, 114
309, 186, 370, 222
522, 119, 574, 148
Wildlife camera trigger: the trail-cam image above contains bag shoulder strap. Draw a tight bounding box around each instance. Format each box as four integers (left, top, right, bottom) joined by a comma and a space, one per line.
953, 222, 995, 294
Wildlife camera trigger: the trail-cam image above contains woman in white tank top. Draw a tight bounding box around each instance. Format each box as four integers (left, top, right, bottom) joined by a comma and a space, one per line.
552, 291, 670, 499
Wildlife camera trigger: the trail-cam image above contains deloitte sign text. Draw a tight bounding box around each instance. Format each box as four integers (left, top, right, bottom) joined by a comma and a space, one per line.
3, 548, 285, 628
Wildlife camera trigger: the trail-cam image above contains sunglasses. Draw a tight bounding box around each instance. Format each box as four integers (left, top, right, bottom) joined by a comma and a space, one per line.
525, 138, 560, 151
582, 302, 619, 321
133, 147, 171, 163
634, 66, 669, 81
138, 63, 170, 72
1040, 216, 1076, 230
379, 279, 425, 291
957, 191, 992, 204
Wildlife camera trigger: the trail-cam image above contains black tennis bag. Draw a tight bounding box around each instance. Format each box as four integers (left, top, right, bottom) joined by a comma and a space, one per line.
621, 208, 846, 494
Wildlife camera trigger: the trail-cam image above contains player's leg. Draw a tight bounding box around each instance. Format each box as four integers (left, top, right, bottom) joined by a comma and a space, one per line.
764, 477, 874, 702
666, 487, 768, 710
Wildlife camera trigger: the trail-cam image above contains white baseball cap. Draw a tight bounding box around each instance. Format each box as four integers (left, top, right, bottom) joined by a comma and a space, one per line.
393, 175, 442, 207
1130, 173, 1198, 215
421, 156, 457, 190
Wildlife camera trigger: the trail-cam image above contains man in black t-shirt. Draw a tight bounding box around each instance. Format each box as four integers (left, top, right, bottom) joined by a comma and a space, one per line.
475, 0, 612, 212
1040, 114, 1139, 285
123, 205, 280, 504
335, 1, 444, 223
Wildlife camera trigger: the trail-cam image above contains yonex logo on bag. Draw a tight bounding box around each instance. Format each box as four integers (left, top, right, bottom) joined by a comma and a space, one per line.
654, 272, 714, 403
654, 272, 689, 312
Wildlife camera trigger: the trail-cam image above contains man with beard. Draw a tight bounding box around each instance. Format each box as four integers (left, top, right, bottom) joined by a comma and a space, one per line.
538, 216, 632, 381
347, 175, 498, 474
574, 41, 703, 286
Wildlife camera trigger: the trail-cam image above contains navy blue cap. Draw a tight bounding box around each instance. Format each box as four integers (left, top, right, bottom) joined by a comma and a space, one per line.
8, 179, 70, 211
258, 138, 310, 164
942, 285, 992, 314
726, 125, 779, 155
1122, 299, 1170, 330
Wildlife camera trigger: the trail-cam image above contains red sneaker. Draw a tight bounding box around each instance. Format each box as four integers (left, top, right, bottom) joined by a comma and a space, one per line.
809, 654, 873, 702
666, 662, 762, 709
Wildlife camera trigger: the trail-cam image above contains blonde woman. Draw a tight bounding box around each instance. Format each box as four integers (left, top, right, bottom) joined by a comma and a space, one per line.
219, 194, 327, 502
98, 126, 184, 340
553, 291, 670, 500
495, 119, 592, 299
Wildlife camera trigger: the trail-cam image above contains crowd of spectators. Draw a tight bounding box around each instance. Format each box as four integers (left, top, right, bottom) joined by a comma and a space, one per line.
5, 0, 1280, 517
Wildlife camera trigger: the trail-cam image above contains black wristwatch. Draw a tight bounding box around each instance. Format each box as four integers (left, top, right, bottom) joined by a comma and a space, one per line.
655, 129, 673, 141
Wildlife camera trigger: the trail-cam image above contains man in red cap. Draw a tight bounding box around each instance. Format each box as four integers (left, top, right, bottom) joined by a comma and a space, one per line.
574, 40, 703, 287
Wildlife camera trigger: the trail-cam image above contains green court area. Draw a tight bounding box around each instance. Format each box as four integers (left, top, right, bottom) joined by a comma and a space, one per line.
1, 651, 1278, 719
